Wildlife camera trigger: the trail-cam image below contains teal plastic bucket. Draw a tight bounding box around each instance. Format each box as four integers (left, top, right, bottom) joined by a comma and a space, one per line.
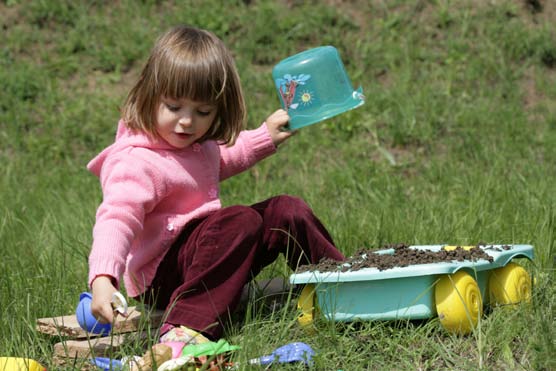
272, 46, 364, 130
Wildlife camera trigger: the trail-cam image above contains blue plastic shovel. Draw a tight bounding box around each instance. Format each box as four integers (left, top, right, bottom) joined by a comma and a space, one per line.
250, 342, 315, 366
90, 357, 123, 371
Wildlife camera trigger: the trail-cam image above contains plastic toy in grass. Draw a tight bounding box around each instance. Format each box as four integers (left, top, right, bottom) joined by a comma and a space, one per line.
291, 244, 534, 335
76, 291, 128, 335
272, 46, 364, 130
158, 341, 314, 370
0, 357, 46, 371
90, 357, 122, 371
154, 340, 239, 371
249, 342, 315, 366
91, 341, 312, 370
180, 339, 240, 358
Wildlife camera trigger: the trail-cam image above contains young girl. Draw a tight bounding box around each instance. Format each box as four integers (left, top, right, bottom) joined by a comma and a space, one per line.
88, 25, 344, 342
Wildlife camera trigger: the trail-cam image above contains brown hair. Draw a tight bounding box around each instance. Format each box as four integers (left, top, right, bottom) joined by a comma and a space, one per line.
121, 25, 245, 145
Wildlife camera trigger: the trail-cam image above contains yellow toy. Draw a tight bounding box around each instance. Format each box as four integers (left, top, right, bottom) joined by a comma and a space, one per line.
0, 357, 46, 371
291, 244, 533, 335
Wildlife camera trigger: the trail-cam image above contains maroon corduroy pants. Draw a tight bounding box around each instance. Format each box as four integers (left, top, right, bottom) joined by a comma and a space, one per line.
140, 195, 344, 338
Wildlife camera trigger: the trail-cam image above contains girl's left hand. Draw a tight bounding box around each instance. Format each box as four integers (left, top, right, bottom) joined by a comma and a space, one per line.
265, 109, 297, 147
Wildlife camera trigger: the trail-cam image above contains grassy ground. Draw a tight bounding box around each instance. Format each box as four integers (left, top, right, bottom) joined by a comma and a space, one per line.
1, 0, 555, 370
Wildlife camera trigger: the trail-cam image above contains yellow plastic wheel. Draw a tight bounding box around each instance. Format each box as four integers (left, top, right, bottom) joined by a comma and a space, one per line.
435, 271, 483, 334
489, 262, 531, 306
297, 284, 316, 327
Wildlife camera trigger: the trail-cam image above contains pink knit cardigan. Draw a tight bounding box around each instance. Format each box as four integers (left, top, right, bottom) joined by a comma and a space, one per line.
87, 120, 276, 297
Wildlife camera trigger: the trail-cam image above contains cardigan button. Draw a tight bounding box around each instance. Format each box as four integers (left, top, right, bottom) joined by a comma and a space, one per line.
166, 223, 174, 232
208, 188, 218, 198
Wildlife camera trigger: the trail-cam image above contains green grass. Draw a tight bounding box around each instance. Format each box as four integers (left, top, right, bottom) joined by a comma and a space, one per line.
1, 0, 555, 370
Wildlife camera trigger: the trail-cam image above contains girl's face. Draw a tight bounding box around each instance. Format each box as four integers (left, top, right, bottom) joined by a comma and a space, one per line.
155, 97, 218, 149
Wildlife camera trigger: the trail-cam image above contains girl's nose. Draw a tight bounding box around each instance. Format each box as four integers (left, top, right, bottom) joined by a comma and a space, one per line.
178, 114, 192, 126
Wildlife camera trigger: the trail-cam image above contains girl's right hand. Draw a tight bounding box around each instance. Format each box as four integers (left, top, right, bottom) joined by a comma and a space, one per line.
265, 109, 296, 147
91, 275, 118, 324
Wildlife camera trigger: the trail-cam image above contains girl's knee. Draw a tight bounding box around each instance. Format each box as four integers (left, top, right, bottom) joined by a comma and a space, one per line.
270, 195, 312, 220
273, 195, 309, 209
223, 205, 263, 231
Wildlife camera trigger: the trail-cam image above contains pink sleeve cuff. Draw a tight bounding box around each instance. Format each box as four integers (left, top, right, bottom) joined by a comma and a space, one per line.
246, 122, 277, 160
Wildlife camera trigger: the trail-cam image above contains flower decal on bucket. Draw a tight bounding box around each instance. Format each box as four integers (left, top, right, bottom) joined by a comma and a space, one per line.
275, 74, 312, 110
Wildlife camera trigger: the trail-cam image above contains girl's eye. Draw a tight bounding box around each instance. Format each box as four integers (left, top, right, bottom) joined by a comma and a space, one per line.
165, 103, 180, 112
197, 110, 213, 116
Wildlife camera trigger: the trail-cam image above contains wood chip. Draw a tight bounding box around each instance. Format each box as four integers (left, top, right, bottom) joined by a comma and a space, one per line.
36, 306, 164, 338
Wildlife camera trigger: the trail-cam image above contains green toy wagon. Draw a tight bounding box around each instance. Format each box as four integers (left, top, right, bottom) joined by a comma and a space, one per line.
289, 244, 533, 334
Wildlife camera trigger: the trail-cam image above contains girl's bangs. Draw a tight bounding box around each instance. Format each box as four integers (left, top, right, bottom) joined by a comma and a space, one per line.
160, 57, 226, 104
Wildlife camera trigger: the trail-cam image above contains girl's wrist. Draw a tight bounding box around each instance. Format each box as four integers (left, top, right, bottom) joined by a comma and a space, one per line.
91, 274, 117, 288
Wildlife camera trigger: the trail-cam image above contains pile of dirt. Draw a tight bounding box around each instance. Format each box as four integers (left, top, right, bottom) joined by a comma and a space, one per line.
296, 243, 506, 273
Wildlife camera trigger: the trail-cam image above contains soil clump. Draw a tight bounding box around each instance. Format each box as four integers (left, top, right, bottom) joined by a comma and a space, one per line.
296, 243, 506, 273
